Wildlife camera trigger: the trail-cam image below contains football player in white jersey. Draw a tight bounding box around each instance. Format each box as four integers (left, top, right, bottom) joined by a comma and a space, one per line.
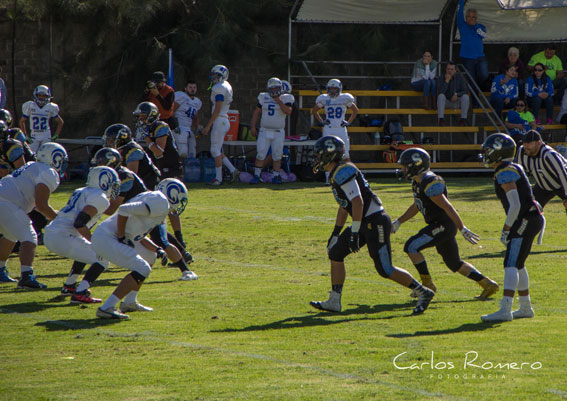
93, 178, 189, 320
19, 85, 64, 153
312, 79, 358, 181
201, 65, 239, 185
44, 166, 121, 304
173, 80, 202, 159
250, 77, 294, 184
0, 142, 67, 288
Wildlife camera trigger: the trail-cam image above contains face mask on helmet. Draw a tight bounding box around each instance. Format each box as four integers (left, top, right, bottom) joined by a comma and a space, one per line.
0, 121, 8, 140
36, 142, 68, 177
0, 109, 13, 128
326, 79, 342, 98
87, 166, 121, 200
312, 136, 345, 173
33, 85, 52, 107
103, 124, 132, 149
92, 147, 122, 169
209, 65, 229, 84
157, 178, 189, 216
267, 77, 282, 97
133, 102, 159, 128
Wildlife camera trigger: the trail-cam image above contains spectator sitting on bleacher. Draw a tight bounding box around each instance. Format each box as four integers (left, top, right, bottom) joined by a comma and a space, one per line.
410, 51, 438, 110
525, 62, 554, 125
498, 47, 525, 98
527, 45, 567, 106
436, 62, 469, 127
490, 64, 519, 119
504, 100, 541, 145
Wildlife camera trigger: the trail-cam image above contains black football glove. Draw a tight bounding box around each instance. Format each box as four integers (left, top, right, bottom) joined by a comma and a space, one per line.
348, 231, 360, 253
118, 236, 134, 248
156, 247, 168, 266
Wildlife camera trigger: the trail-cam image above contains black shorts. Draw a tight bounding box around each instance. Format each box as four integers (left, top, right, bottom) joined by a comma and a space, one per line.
505, 213, 544, 269
327, 210, 396, 278
403, 219, 463, 272
532, 185, 565, 209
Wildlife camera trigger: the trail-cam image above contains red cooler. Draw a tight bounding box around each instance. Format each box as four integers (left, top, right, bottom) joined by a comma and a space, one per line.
225, 110, 239, 141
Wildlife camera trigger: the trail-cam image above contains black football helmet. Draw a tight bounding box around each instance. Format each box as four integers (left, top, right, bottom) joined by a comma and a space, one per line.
0, 120, 9, 140
397, 148, 430, 180
92, 147, 122, 169
133, 102, 160, 128
482, 133, 516, 167
313, 136, 345, 173
102, 123, 132, 149
0, 109, 13, 128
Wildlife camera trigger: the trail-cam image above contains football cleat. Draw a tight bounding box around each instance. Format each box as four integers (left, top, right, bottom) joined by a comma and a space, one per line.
249, 175, 261, 184
180, 270, 199, 281
60, 283, 77, 296
183, 251, 194, 264
209, 178, 222, 186
119, 302, 153, 313
96, 307, 129, 320
477, 278, 499, 300
512, 306, 535, 319
70, 291, 102, 304
310, 291, 342, 312
231, 170, 240, 183
481, 299, 513, 322
17, 273, 47, 289
413, 286, 435, 315
272, 175, 283, 184
410, 275, 437, 299
0, 267, 16, 283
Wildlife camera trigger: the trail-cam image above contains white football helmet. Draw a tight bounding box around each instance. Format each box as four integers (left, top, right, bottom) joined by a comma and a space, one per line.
87, 166, 121, 200
36, 142, 68, 176
209, 65, 229, 83
33, 85, 52, 107
326, 79, 342, 98
266, 77, 282, 97
156, 178, 188, 216
281, 80, 292, 94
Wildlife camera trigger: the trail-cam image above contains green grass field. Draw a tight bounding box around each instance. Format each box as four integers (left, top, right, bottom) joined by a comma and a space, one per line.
1, 177, 566, 401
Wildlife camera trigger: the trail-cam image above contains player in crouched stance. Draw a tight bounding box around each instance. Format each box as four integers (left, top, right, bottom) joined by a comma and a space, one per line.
44, 166, 120, 304
480, 133, 544, 321
309, 136, 435, 315
93, 178, 189, 320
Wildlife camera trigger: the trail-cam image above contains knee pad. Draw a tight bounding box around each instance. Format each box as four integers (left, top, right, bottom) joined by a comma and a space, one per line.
130, 270, 147, 284
132, 262, 151, 279
444, 257, 463, 273
327, 247, 345, 263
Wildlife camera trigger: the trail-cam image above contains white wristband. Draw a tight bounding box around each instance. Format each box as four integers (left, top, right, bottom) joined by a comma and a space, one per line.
351, 221, 361, 233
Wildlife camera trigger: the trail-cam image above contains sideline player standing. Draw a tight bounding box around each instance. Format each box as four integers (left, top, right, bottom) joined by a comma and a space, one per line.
19, 85, 64, 153
480, 133, 544, 321
309, 136, 435, 315
392, 148, 499, 300
311, 79, 358, 182
250, 77, 294, 184
173, 80, 202, 159
201, 65, 239, 185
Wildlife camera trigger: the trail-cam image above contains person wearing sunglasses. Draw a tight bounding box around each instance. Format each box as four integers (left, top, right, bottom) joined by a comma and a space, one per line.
504, 101, 540, 145
527, 45, 566, 106
525, 62, 554, 124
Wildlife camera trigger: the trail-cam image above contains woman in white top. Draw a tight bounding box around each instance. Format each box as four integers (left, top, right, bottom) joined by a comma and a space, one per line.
410, 51, 438, 109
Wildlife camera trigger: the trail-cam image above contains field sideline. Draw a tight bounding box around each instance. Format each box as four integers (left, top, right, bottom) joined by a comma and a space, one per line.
1, 177, 566, 401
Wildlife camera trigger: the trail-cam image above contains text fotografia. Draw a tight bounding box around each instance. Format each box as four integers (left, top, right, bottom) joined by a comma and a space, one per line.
393, 351, 542, 371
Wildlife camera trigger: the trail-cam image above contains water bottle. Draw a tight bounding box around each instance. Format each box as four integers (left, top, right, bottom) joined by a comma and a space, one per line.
374, 132, 381, 145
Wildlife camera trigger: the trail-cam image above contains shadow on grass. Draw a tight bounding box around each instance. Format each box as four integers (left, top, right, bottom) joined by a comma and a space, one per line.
1, 301, 75, 314
468, 248, 567, 260
386, 321, 501, 338
211, 301, 420, 333
35, 318, 122, 331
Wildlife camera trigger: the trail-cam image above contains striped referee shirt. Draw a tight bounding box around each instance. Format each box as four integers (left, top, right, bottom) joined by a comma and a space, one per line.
517, 144, 567, 199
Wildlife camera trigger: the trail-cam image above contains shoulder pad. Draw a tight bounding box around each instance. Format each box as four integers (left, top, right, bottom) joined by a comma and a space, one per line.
333, 164, 357, 185
423, 175, 446, 197
496, 166, 521, 185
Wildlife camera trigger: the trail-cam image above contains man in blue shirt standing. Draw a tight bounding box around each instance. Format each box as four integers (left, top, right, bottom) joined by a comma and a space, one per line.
458, 0, 488, 91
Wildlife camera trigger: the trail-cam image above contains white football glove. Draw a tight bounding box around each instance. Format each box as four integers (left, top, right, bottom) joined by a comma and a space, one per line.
391, 219, 401, 234
460, 227, 479, 244
500, 230, 510, 246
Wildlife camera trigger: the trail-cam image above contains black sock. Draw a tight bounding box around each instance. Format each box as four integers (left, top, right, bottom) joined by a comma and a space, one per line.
332, 283, 343, 294
174, 230, 185, 246
173, 259, 189, 273
70, 261, 87, 275
82, 263, 106, 285
467, 270, 484, 282
167, 232, 185, 251
414, 260, 430, 276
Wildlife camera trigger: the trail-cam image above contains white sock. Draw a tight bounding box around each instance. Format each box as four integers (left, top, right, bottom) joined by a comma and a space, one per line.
222, 157, 235, 173
503, 267, 519, 292
518, 294, 532, 307
65, 274, 80, 286
21, 265, 33, 274
517, 268, 529, 291
123, 290, 138, 304
76, 279, 90, 293
325, 171, 330, 182
215, 166, 223, 181
254, 167, 261, 176
500, 296, 513, 311
101, 294, 120, 310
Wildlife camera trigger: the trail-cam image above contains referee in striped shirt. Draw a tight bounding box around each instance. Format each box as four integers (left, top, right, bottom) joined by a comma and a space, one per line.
516, 130, 567, 212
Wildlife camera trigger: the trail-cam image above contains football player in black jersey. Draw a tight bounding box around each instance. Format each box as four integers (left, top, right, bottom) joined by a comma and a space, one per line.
392, 148, 499, 300
480, 133, 544, 321
309, 136, 435, 315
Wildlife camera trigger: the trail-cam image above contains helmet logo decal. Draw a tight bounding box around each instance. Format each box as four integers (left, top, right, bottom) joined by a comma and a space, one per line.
493, 138, 503, 150
411, 153, 422, 165
52, 148, 66, 171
